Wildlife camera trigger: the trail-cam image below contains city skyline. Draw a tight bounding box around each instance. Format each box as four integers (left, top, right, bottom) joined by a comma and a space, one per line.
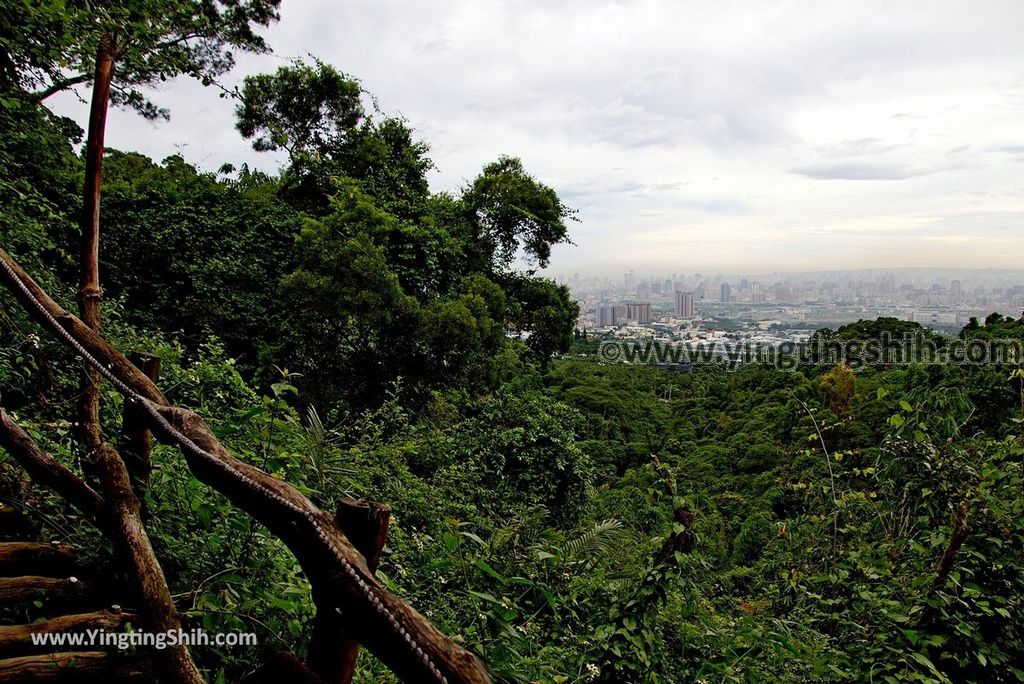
570, 265, 1024, 335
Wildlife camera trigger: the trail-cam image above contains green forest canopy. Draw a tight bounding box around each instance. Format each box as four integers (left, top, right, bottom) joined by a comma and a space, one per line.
1, 6, 1024, 683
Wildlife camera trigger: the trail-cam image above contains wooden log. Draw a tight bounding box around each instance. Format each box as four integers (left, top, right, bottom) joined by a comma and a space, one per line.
0, 651, 150, 682
0, 410, 104, 520
0, 542, 77, 578
120, 352, 160, 491
92, 444, 203, 684
152, 404, 491, 683
0, 247, 492, 683
308, 499, 391, 684
335, 499, 391, 571
0, 609, 136, 658
0, 576, 88, 609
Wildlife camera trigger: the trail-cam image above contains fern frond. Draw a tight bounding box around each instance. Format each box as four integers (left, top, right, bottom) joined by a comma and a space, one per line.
561, 519, 628, 563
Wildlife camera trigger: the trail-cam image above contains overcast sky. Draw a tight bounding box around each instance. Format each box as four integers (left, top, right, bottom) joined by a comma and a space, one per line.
49, 0, 1024, 275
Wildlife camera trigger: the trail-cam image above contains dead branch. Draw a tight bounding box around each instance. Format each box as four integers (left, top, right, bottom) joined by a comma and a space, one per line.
0, 410, 104, 520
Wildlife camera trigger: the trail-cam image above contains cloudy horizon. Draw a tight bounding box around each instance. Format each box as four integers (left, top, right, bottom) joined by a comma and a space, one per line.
47, 0, 1024, 275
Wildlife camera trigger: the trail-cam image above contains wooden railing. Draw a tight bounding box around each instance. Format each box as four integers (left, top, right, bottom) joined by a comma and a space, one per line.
0, 247, 492, 684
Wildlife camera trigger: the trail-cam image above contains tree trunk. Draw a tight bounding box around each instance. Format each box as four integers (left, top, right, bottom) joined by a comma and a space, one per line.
930, 502, 970, 593
76, 31, 117, 456
65, 37, 203, 684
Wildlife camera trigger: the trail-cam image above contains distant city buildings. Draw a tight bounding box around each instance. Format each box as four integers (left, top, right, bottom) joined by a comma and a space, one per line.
596, 305, 617, 327
627, 301, 652, 324
571, 268, 1023, 334
675, 290, 694, 318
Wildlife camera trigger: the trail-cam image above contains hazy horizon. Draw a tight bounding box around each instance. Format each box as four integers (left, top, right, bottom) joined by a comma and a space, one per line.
552, 265, 1024, 281
45, 0, 1024, 274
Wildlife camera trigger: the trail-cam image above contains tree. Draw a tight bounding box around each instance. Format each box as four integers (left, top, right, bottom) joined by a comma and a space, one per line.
819, 364, 856, 415
7, 0, 284, 331
236, 59, 433, 218
504, 273, 579, 367
279, 184, 512, 409
235, 58, 363, 161
0, 95, 81, 272
9, 1, 280, 116
96, 152, 302, 367
19, 0, 281, 452
462, 155, 575, 270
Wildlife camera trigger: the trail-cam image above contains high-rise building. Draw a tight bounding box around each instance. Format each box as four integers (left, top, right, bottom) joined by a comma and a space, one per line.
951, 279, 962, 296
675, 290, 694, 318
596, 305, 618, 327
720, 283, 732, 303
627, 302, 652, 324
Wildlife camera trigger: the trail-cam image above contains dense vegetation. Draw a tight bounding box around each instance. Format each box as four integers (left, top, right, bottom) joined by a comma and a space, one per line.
2, 7, 1023, 683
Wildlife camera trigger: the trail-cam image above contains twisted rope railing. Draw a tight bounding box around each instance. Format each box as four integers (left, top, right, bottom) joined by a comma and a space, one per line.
0, 247, 491, 684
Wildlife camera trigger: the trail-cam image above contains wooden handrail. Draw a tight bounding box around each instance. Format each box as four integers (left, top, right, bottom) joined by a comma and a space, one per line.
0, 247, 492, 684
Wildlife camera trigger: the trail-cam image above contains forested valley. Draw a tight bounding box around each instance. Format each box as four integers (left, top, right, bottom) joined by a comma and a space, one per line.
1, 4, 1023, 683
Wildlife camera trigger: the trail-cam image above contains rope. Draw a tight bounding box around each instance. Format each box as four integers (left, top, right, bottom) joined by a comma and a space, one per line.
0, 256, 448, 683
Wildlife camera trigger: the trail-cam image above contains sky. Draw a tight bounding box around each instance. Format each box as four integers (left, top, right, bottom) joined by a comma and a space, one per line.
48, 0, 1024, 275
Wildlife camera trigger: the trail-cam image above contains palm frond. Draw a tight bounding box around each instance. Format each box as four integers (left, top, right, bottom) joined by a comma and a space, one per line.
302, 405, 351, 484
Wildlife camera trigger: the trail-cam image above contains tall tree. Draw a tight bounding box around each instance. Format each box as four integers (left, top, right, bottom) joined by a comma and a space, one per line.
235, 58, 363, 162
9, 0, 282, 450
236, 59, 433, 218
9, 2, 281, 116
462, 155, 575, 271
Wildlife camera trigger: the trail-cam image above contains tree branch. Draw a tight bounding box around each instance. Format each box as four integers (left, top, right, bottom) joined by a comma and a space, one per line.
930, 502, 970, 594
31, 74, 91, 102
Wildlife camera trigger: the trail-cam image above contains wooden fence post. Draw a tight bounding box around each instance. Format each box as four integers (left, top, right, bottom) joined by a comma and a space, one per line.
120, 352, 160, 491
308, 498, 391, 684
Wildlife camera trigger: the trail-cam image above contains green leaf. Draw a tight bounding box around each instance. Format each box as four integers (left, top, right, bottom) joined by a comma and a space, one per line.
473, 559, 505, 583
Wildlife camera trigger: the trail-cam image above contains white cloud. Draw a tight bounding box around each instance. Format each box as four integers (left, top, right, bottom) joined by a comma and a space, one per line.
45, 0, 1024, 273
